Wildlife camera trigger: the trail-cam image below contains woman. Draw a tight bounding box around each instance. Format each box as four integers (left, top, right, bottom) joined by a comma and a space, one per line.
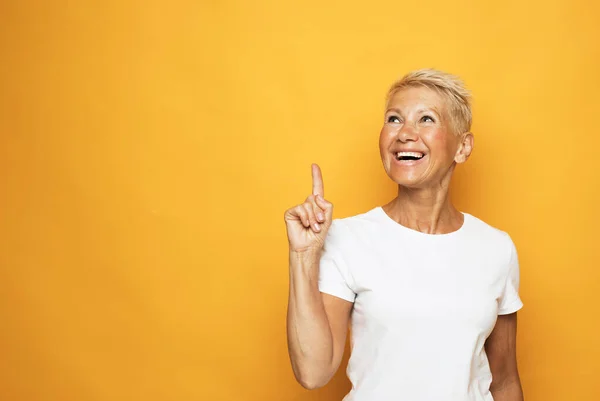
284, 69, 524, 400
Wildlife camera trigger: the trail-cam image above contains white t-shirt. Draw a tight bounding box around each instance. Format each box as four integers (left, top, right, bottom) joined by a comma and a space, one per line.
318, 206, 523, 401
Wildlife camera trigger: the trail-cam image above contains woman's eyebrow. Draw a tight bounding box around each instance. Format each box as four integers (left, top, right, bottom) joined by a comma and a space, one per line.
386, 106, 442, 116
416, 107, 440, 115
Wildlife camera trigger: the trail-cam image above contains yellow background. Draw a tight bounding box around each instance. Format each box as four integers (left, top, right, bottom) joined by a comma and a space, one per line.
1, 1, 598, 400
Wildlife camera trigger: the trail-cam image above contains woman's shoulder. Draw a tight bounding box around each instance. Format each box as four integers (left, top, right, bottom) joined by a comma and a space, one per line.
330, 206, 382, 232
325, 206, 383, 247
463, 212, 515, 248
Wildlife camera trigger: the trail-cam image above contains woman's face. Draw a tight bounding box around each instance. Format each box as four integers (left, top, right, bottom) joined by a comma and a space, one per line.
378, 86, 471, 189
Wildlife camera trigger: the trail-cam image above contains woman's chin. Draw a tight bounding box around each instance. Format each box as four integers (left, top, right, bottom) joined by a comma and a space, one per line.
396, 180, 426, 189
386, 168, 428, 188
388, 172, 428, 188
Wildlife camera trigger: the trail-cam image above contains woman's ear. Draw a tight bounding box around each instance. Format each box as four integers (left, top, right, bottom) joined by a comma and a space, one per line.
455, 132, 474, 164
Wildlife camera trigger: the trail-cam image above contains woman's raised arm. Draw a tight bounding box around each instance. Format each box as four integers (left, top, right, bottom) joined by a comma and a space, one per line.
284, 164, 352, 389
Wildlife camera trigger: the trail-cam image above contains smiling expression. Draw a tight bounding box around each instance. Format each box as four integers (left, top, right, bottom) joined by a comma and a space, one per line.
379, 86, 471, 189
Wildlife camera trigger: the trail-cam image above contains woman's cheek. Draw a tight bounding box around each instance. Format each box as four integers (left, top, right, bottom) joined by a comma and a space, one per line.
378, 126, 392, 147
426, 129, 452, 152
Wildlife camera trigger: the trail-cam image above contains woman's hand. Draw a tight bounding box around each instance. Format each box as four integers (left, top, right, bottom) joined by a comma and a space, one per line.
284, 163, 334, 254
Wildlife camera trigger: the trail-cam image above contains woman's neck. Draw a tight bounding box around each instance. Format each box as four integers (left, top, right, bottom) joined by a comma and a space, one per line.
382, 186, 464, 234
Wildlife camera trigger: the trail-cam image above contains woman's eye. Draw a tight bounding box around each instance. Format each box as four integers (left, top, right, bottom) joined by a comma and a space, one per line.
421, 115, 435, 123
387, 116, 400, 123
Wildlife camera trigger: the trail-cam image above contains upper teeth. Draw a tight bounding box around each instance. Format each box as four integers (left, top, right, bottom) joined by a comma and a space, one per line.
397, 152, 424, 158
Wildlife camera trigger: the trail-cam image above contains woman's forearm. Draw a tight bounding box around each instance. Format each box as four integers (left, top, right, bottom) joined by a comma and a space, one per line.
490, 377, 524, 401
286, 250, 335, 389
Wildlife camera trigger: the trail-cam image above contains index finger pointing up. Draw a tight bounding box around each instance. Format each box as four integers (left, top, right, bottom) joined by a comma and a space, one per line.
312, 163, 324, 197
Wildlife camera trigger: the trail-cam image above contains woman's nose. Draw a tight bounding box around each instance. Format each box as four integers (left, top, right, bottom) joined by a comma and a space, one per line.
397, 122, 418, 142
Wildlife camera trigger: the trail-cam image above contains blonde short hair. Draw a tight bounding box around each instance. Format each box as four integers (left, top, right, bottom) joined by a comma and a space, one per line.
386, 69, 472, 135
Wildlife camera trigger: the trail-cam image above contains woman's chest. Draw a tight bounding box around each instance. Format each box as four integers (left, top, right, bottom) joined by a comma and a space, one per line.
349, 245, 505, 335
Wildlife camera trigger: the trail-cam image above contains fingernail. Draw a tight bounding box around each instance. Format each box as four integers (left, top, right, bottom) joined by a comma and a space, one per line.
314, 223, 320, 231
317, 213, 324, 221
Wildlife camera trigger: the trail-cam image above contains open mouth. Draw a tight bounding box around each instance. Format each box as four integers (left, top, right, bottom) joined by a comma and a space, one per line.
395, 151, 425, 161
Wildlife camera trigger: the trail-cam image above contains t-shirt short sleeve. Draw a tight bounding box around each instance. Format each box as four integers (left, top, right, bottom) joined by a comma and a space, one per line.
318, 220, 356, 303
498, 235, 524, 315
